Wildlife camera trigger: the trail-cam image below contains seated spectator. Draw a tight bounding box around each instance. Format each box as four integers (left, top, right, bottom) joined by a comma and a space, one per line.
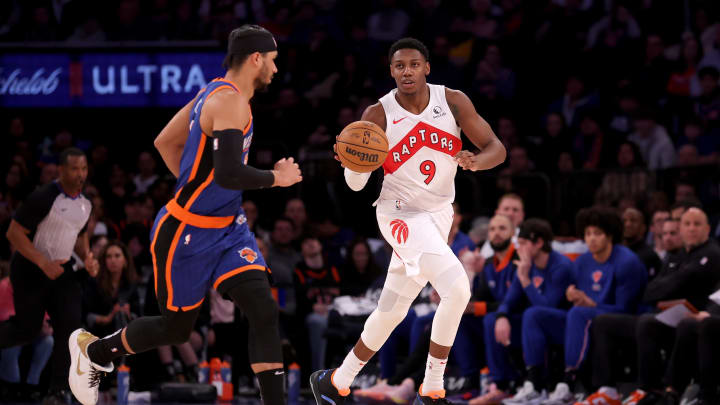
450, 203, 476, 257
659, 218, 684, 261
480, 194, 524, 258
82, 241, 140, 338
293, 237, 342, 371
572, 111, 616, 169
508, 207, 647, 404
628, 108, 676, 169
676, 117, 719, 165
470, 219, 572, 404
664, 299, 720, 405
646, 209, 670, 257
585, 207, 720, 404
454, 215, 517, 390
340, 238, 382, 297
0, 263, 53, 402
535, 113, 572, 173
595, 141, 650, 207
132, 151, 158, 194
666, 33, 703, 98
622, 207, 662, 279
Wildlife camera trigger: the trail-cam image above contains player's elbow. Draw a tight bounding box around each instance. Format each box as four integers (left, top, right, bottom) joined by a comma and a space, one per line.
495, 141, 507, 165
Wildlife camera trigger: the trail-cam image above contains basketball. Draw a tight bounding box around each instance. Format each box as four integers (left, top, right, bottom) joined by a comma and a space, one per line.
335, 121, 388, 173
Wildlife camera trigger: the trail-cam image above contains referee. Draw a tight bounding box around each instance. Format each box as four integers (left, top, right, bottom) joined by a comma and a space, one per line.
0, 147, 99, 404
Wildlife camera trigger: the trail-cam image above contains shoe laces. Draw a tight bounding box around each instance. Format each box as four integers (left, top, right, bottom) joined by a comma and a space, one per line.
88, 366, 105, 388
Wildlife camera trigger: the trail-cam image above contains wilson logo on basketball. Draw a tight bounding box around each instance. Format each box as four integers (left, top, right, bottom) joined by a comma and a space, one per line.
239, 247, 258, 263
345, 146, 379, 162
390, 219, 409, 244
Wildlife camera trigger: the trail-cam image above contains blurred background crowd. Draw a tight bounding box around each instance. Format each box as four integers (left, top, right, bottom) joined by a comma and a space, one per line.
1, 0, 720, 404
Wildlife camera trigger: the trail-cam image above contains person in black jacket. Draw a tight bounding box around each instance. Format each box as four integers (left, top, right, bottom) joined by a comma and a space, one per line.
622, 207, 662, 280
664, 296, 720, 405
587, 207, 720, 404
82, 241, 140, 339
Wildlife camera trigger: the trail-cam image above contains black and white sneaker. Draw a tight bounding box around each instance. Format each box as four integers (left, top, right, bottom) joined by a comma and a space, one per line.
309, 369, 349, 405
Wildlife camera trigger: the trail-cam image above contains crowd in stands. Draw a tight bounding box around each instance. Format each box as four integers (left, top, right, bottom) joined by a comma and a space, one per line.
2, 0, 720, 404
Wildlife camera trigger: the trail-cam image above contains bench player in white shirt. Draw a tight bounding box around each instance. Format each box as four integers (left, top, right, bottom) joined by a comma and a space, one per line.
310, 38, 506, 405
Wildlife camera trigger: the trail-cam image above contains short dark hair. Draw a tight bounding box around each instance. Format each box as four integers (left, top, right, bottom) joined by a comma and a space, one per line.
59, 147, 85, 165
670, 199, 702, 212
388, 37, 430, 62
575, 206, 623, 244
223, 24, 275, 70
698, 66, 719, 81
518, 218, 554, 252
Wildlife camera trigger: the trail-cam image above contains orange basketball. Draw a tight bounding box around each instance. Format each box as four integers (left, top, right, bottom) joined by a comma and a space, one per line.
335, 121, 388, 173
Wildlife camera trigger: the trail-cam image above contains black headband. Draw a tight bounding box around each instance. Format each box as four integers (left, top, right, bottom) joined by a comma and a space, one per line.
228, 31, 277, 56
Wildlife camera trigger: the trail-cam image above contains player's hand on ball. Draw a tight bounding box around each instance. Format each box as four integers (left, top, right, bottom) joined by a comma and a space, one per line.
272, 157, 303, 187
332, 144, 345, 167
454, 150, 479, 171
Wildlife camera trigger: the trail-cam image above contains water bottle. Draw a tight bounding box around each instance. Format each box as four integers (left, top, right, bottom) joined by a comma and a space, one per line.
220, 361, 232, 383
479, 367, 490, 396
198, 361, 210, 384
288, 363, 301, 405
117, 364, 130, 405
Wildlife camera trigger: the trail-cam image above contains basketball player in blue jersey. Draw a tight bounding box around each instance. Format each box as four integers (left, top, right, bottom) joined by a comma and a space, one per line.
67, 25, 301, 405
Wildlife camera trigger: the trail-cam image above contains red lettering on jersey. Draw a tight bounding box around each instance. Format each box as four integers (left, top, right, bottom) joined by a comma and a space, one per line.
383, 122, 462, 174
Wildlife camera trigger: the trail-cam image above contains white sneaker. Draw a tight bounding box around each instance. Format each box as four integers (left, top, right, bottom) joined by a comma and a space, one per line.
503, 381, 547, 405
541, 383, 576, 405
68, 329, 114, 405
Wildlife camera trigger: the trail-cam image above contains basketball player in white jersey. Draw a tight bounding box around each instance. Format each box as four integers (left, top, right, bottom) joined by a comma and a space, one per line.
310, 38, 506, 405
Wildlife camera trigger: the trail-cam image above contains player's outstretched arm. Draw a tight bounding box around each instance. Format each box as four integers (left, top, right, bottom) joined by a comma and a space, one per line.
446, 88, 506, 171
205, 90, 301, 189
154, 97, 195, 177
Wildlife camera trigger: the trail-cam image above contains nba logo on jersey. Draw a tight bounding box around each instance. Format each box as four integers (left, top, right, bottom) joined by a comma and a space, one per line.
390, 219, 409, 244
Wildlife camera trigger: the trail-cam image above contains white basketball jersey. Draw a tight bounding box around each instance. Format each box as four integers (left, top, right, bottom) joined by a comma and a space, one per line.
378, 84, 462, 212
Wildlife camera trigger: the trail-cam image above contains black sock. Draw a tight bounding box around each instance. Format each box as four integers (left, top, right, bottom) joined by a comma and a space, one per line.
256, 368, 286, 405
527, 366, 544, 391
87, 329, 129, 366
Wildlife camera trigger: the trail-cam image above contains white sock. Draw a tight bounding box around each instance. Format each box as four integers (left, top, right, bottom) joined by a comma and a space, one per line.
421, 354, 447, 394
333, 349, 367, 391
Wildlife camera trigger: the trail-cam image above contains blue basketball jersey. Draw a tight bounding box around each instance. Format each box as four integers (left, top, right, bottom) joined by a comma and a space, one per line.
173, 78, 254, 218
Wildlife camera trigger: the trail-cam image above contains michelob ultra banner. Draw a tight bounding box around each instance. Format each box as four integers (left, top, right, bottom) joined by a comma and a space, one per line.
0, 51, 225, 107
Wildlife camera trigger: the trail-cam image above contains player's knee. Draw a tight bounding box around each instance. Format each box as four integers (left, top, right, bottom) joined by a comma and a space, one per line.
522, 307, 542, 329
376, 290, 412, 326
164, 314, 196, 345
246, 295, 279, 328
440, 274, 471, 308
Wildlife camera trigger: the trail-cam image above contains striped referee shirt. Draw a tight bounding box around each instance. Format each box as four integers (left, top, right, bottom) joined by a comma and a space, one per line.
13, 181, 91, 262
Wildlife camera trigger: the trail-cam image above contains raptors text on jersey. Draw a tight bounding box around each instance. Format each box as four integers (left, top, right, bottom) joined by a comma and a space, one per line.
377, 84, 462, 212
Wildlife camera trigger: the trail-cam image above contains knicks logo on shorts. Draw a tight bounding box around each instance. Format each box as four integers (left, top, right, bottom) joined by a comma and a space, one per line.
390, 219, 409, 244
239, 247, 258, 263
